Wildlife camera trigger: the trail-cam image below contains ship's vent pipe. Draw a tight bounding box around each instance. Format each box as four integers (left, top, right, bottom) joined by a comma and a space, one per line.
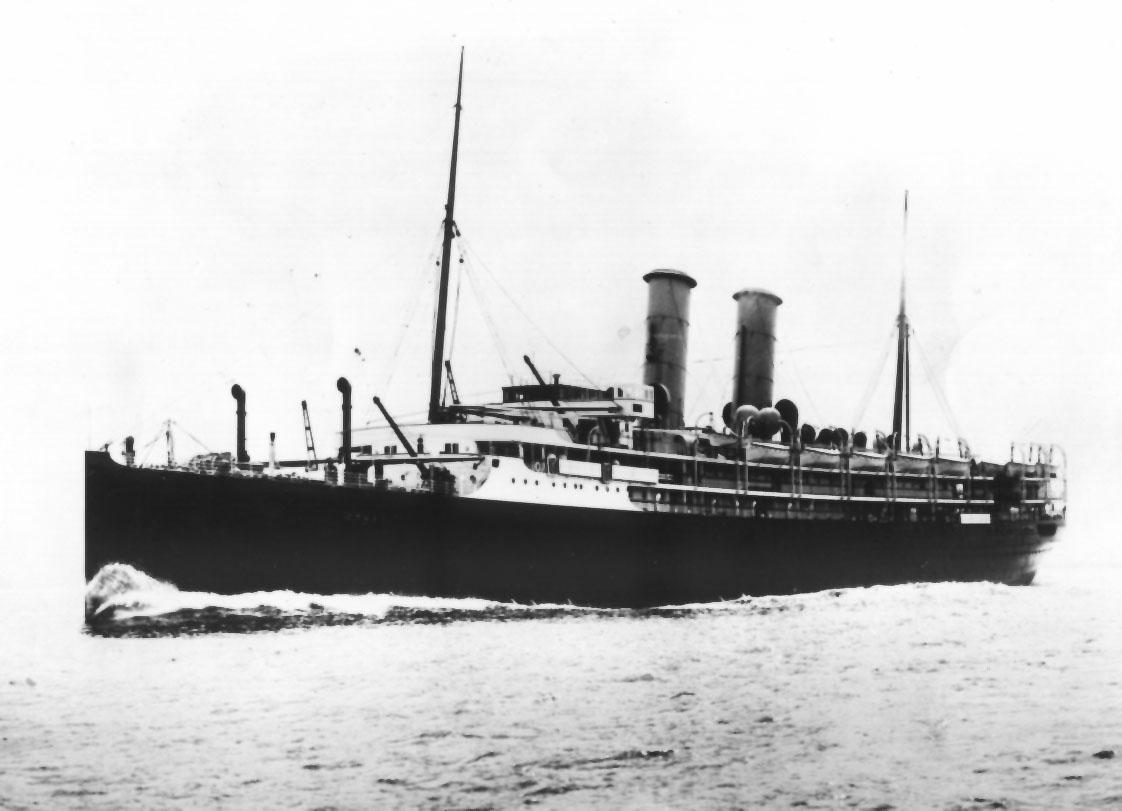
337, 377, 352, 466
642, 269, 697, 429
231, 384, 248, 464
732, 288, 782, 411
775, 398, 798, 443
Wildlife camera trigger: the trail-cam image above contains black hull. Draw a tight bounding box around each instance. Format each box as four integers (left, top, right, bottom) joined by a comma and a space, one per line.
85, 452, 1059, 608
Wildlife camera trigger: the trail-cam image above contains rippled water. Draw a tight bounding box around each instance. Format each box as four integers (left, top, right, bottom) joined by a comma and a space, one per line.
2, 551, 1120, 809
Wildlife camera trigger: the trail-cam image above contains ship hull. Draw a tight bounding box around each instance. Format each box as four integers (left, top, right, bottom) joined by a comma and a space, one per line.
85, 452, 1059, 608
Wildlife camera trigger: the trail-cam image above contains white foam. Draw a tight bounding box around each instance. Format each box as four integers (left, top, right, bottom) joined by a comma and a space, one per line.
85, 563, 510, 621
85, 563, 179, 617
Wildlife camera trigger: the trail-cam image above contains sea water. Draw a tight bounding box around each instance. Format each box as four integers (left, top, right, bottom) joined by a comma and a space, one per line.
1, 546, 1120, 809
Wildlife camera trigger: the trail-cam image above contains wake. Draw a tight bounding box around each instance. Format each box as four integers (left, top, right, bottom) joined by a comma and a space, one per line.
83, 563, 1020, 637
84, 563, 608, 636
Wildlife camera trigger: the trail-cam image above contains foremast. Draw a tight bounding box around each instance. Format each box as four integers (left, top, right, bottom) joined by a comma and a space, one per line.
428, 48, 465, 424
891, 190, 910, 452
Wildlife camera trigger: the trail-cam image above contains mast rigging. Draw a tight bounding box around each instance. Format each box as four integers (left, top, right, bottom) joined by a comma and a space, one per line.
891, 190, 910, 452
428, 48, 465, 424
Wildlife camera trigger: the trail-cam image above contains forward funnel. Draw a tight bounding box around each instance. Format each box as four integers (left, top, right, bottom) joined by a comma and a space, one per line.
643, 269, 696, 429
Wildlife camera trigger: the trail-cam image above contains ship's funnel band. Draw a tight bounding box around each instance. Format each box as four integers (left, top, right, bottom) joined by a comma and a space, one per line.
642, 269, 698, 290
642, 269, 697, 430
732, 288, 782, 411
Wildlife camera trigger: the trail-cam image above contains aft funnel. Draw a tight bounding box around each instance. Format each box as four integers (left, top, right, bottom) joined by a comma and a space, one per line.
732, 288, 782, 411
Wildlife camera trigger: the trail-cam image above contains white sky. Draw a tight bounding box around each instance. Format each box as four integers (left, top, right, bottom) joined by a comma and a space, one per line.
3, 2, 1120, 584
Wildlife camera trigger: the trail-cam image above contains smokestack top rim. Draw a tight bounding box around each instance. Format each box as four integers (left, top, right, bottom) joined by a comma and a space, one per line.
732, 287, 782, 305
643, 268, 697, 289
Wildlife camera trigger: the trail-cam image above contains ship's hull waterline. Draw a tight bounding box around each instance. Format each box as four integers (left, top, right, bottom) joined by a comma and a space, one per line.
85, 452, 1059, 608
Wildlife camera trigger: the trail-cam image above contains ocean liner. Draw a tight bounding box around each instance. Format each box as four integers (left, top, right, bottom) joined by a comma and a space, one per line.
85, 54, 1066, 608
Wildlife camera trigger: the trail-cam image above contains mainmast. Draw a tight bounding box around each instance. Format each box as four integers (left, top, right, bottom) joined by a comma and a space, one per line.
891, 190, 910, 452
428, 48, 465, 424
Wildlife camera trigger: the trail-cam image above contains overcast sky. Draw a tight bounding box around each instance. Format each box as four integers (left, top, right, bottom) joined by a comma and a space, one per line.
3, 2, 1120, 583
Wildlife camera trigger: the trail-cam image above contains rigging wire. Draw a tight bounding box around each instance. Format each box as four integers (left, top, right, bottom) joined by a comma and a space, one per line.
353, 387, 498, 430
457, 234, 600, 388
912, 329, 964, 440
690, 338, 884, 367
136, 420, 214, 466
343, 224, 444, 429
778, 354, 825, 426
381, 223, 445, 393
849, 324, 898, 429
446, 244, 465, 370
434, 239, 468, 407
137, 421, 171, 467
685, 360, 722, 425
773, 338, 887, 356
461, 250, 515, 381
171, 420, 213, 454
